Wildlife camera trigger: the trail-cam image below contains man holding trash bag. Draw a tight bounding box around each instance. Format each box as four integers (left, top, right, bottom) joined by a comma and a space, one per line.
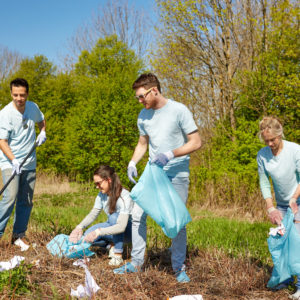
114, 73, 201, 283
0, 78, 46, 249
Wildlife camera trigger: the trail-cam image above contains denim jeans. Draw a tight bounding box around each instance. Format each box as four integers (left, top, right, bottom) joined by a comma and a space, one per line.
84, 212, 132, 254
276, 205, 300, 289
0, 168, 36, 238
131, 175, 190, 272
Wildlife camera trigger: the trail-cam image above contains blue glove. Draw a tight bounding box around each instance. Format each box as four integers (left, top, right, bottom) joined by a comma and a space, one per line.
12, 159, 21, 175
151, 151, 174, 167
36, 130, 46, 146
127, 161, 138, 184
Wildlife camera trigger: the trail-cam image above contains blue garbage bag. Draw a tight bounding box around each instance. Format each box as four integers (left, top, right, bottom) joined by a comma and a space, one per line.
130, 162, 192, 239
267, 208, 300, 288
47, 234, 95, 259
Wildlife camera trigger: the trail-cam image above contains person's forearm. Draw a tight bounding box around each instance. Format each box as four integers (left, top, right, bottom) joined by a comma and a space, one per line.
37, 120, 46, 132
98, 214, 129, 236
291, 184, 300, 201
0, 139, 15, 161
265, 198, 274, 210
131, 138, 148, 164
172, 132, 202, 157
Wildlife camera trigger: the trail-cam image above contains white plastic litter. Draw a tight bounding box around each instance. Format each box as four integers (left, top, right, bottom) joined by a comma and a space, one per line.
168, 295, 203, 300
14, 238, 30, 251
70, 259, 100, 299
269, 223, 286, 236
0, 256, 25, 272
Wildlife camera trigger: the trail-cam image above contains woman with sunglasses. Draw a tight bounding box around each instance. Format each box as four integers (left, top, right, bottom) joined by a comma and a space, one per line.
257, 116, 300, 299
69, 165, 133, 266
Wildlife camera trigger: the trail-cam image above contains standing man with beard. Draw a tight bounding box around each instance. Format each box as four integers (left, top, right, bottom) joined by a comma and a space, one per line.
114, 73, 201, 283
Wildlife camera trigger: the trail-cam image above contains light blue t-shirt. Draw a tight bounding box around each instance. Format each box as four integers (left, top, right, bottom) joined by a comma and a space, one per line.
257, 140, 300, 206
0, 101, 44, 171
138, 99, 198, 177
94, 189, 133, 216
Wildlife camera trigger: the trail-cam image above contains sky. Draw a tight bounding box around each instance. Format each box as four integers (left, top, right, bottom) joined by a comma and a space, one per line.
0, 0, 156, 68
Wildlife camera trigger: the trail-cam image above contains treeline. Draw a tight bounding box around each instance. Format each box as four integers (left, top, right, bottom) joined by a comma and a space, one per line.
0, 0, 299, 212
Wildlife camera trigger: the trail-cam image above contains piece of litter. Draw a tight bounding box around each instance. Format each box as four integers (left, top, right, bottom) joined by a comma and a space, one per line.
0, 256, 25, 272
168, 295, 203, 300
32, 243, 37, 249
14, 238, 30, 251
71, 259, 100, 298
269, 224, 286, 236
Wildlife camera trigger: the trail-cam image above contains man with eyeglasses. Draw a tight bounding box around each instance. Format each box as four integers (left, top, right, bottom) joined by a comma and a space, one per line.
0, 78, 46, 249
114, 73, 202, 283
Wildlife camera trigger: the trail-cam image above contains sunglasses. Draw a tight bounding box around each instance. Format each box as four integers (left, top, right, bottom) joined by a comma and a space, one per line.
135, 87, 154, 100
94, 179, 106, 188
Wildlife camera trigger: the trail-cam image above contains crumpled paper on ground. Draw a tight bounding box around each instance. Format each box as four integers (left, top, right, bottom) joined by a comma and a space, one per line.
70, 259, 100, 298
0, 256, 25, 272
269, 223, 286, 236
168, 295, 203, 300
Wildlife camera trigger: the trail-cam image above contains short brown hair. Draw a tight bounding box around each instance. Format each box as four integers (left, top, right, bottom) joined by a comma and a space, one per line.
132, 73, 161, 93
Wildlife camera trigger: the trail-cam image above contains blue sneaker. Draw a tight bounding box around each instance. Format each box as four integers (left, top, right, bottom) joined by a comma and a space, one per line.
113, 262, 138, 274
175, 270, 190, 283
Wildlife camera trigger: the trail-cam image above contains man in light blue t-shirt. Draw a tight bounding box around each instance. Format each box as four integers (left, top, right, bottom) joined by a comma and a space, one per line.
0, 78, 46, 249
113, 73, 202, 283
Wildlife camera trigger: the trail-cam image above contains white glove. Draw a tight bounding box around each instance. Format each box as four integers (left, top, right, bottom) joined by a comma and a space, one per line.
69, 227, 83, 243
151, 151, 174, 167
127, 160, 138, 184
289, 197, 298, 214
36, 130, 46, 146
83, 230, 99, 243
267, 207, 283, 225
12, 159, 21, 175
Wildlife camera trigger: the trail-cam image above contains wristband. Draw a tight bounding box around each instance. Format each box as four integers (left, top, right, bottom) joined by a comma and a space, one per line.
128, 160, 136, 168
267, 207, 276, 214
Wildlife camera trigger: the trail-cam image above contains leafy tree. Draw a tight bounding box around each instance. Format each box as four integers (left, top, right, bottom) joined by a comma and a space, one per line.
63, 35, 143, 183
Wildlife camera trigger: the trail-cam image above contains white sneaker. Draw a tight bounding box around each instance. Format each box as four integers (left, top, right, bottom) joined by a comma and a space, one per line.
14, 238, 30, 252
109, 256, 124, 266
289, 290, 300, 300
108, 246, 115, 258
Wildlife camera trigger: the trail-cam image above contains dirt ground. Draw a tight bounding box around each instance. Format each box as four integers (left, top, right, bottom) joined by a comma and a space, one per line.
0, 232, 293, 300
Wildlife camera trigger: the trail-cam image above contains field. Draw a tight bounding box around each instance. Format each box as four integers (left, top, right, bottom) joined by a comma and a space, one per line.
0, 173, 294, 299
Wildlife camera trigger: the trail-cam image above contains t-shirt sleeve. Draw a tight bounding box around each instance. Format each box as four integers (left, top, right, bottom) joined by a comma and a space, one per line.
257, 153, 272, 199
137, 115, 147, 136
94, 194, 104, 210
295, 144, 300, 182
178, 104, 198, 135
0, 111, 11, 140
32, 103, 44, 123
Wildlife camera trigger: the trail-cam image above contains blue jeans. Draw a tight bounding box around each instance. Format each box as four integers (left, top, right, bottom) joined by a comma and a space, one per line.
84, 212, 132, 254
0, 168, 36, 238
131, 175, 190, 272
276, 205, 300, 289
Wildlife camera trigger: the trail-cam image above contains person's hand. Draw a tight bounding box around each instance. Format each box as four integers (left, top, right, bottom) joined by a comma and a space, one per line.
69, 227, 83, 243
127, 161, 138, 184
12, 159, 21, 175
268, 207, 283, 225
36, 130, 46, 146
151, 151, 174, 167
289, 198, 298, 214
83, 230, 98, 243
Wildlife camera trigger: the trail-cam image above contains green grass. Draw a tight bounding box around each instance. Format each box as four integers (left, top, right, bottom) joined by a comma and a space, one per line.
30, 190, 272, 265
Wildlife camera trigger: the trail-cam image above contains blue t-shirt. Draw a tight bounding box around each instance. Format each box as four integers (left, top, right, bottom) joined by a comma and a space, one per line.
257, 140, 300, 206
138, 99, 198, 177
0, 101, 44, 171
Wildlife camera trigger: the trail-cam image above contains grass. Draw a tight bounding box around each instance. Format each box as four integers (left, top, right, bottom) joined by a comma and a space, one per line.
0, 172, 292, 299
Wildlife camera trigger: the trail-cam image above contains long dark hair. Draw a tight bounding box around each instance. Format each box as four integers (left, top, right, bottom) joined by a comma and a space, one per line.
94, 165, 122, 214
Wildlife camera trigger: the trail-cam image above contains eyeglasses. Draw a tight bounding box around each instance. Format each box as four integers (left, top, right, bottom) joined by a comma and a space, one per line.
22, 117, 28, 129
94, 179, 106, 188
135, 87, 153, 100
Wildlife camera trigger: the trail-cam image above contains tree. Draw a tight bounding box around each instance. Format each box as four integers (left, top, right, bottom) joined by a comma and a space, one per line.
64, 0, 153, 69
0, 45, 23, 81
63, 35, 143, 182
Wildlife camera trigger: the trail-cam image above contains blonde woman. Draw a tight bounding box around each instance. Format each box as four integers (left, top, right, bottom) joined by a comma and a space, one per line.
257, 116, 300, 299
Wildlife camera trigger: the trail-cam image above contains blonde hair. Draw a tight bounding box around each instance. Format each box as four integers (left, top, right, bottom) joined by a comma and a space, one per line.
258, 116, 284, 142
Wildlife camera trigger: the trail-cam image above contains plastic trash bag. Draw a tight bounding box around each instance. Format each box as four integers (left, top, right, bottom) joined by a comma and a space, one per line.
267, 208, 300, 288
47, 234, 95, 259
130, 162, 192, 238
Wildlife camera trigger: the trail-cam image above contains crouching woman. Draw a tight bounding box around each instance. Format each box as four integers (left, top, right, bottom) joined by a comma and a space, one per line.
69, 165, 133, 266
